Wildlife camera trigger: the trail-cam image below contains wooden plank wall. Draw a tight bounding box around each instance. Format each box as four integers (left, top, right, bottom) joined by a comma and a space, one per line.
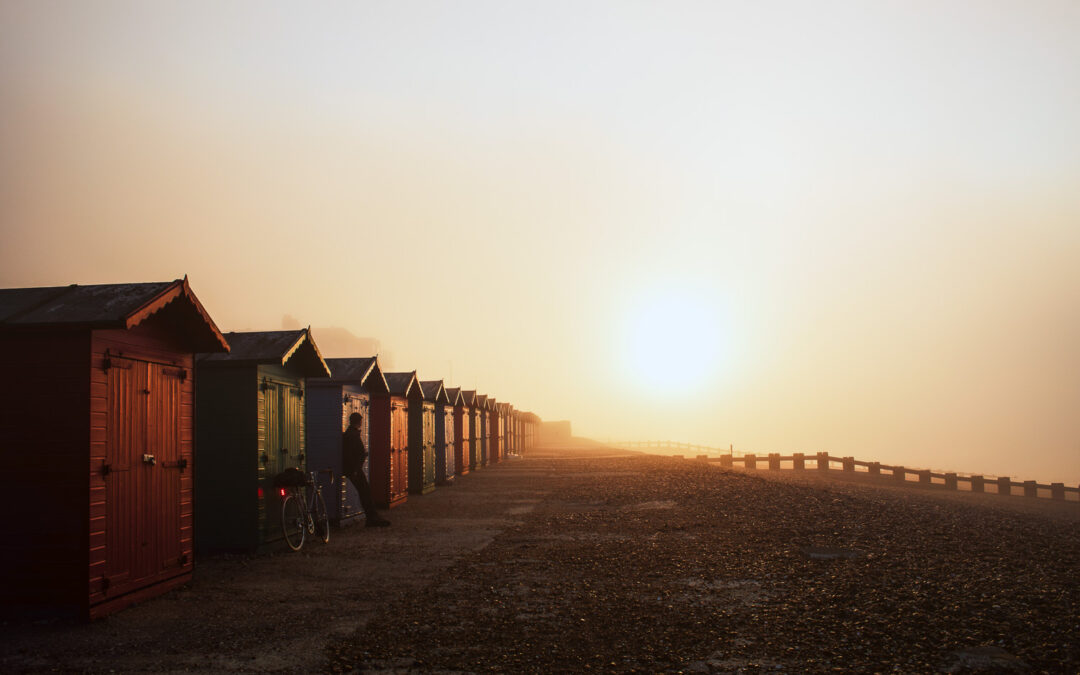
454, 405, 470, 476
90, 326, 194, 611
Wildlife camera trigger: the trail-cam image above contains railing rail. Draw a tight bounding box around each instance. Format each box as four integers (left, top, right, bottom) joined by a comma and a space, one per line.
614, 441, 1079, 501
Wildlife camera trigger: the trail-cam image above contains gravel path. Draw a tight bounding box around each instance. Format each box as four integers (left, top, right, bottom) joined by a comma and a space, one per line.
3, 446, 1077, 673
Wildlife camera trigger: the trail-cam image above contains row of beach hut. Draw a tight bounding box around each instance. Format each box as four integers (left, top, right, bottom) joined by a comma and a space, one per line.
0, 278, 541, 619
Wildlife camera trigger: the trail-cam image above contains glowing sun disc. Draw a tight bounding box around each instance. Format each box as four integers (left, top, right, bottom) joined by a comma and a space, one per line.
620, 287, 727, 396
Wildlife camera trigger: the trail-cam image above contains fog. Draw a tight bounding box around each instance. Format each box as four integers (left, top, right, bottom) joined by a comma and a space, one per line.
1, 1, 1077, 483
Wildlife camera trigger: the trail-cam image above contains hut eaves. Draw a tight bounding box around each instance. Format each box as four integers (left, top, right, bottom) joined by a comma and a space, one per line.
0, 277, 229, 352
322, 356, 390, 393
384, 371, 424, 401
444, 386, 463, 406
200, 329, 330, 377
420, 380, 449, 404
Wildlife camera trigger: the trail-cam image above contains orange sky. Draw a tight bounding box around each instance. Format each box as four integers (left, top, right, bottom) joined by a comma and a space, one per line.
2, 1, 1078, 483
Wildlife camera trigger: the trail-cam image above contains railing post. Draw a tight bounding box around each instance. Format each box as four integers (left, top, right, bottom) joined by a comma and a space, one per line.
816, 452, 830, 471
945, 473, 958, 490
868, 462, 880, 476
842, 457, 854, 472
1023, 481, 1037, 498
768, 453, 780, 470
1051, 483, 1065, 500
744, 453, 757, 469
971, 475, 984, 493
793, 453, 805, 470
997, 476, 1011, 497
720, 455, 732, 468
893, 466, 906, 483
919, 470, 931, 486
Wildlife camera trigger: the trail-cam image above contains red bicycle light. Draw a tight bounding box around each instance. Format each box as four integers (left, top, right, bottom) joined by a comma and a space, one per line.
257, 487, 264, 500
279, 488, 288, 498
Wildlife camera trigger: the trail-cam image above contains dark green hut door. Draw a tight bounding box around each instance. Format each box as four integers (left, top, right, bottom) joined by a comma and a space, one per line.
262, 380, 304, 543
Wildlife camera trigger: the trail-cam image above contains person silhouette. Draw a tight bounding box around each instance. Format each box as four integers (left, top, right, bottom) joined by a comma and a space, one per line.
343, 412, 390, 527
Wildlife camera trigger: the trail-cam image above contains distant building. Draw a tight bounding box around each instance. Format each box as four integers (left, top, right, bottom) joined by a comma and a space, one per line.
540, 420, 572, 443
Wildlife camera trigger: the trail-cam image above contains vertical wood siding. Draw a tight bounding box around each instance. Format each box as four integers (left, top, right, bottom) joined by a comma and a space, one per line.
468, 408, 479, 471
391, 399, 408, 506
370, 395, 409, 508
89, 327, 194, 614
256, 369, 305, 547
305, 385, 369, 524
453, 405, 469, 477
433, 404, 455, 484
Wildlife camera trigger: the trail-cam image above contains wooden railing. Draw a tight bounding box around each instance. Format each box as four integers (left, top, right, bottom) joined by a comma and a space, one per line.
616, 441, 1080, 501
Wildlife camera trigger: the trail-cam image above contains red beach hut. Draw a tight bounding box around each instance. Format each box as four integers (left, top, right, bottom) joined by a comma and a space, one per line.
371, 372, 417, 507
0, 278, 229, 618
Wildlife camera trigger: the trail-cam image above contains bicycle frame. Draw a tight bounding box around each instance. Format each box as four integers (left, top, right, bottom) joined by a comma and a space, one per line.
280, 469, 333, 551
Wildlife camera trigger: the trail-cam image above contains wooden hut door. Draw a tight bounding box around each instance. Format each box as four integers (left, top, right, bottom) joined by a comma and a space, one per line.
146, 363, 183, 575
423, 405, 436, 486
283, 386, 304, 468
263, 381, 304, 539
344, 396, 370, 478
392, 402, 407, 499
444, 409, 455, 476
104, 359, 184, 597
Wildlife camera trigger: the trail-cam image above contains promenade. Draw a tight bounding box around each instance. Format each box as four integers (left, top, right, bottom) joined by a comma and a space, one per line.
3, 445, 1076, 673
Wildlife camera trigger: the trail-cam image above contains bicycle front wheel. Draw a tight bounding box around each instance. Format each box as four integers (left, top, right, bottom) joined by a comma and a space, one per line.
281, 493, 306, 551
313, 491, 330, 544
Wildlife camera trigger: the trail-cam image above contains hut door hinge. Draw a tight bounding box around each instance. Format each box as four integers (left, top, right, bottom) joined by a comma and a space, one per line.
179, 554, 189, 566
101, 576, 110, 594
102, 350, 135, 372
101, 462, 112, 477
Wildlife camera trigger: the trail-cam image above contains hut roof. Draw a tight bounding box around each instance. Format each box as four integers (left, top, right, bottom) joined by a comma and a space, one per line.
461, 390, 477, 406
0, 277, 228, 352
476, 394, 490, 411
200, 329, 330, 377
498, 402, 510, 414
320, 356, 389, 393
384, 371, 423, 400
444, 387, 463, 406
420, 380, 449, 404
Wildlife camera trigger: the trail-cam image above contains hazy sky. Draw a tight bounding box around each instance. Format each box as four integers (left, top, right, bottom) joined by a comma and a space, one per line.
2, 1, 1078, 483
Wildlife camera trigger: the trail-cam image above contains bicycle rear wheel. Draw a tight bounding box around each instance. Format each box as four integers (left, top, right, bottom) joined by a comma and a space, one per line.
281, 493, 306, 551
313, 491, 330, 544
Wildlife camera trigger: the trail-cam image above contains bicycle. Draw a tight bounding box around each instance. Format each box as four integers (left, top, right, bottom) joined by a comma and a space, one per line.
275, 468, 331, 551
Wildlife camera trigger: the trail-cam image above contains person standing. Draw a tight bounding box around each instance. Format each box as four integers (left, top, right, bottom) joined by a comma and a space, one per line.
343, 412, 390, 527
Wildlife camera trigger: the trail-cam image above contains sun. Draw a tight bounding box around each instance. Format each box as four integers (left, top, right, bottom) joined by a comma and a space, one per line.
620, 286, 727, 397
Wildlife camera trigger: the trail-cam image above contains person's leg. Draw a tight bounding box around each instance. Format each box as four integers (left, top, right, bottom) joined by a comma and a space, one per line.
349, 470, 389, 525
